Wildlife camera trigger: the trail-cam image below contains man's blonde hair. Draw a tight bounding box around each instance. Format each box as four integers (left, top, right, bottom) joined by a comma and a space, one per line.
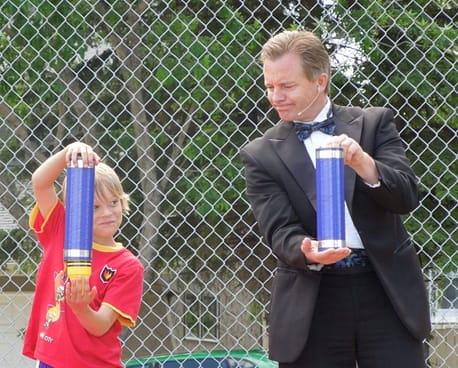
260, 30, 331, 91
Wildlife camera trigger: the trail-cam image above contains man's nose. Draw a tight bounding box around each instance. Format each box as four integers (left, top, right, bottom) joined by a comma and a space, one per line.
270, 88, 285, 103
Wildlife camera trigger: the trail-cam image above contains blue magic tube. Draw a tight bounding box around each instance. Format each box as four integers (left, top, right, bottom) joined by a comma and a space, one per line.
316, 147, 345, 250
64, 157, 95, 280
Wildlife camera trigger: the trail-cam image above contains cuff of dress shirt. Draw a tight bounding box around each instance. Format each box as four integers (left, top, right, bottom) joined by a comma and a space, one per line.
364, 179, 381, 188
306, 263, 324, 271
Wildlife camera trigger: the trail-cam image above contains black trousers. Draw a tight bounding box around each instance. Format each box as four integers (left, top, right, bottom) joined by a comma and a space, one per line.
280, 270, 427, 368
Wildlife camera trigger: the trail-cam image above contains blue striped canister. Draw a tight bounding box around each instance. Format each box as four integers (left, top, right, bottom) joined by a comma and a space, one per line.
64, 157, 95, 280
316, 147, 345, 250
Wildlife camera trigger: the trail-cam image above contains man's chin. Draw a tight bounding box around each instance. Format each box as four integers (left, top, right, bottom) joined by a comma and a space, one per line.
277, 112, 294, 121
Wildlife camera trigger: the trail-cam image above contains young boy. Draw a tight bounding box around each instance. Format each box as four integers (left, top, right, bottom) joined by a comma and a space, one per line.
22, 142, 144, 368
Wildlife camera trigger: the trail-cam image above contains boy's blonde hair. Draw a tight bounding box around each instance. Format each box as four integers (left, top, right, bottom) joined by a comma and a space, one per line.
63, 162, 130, 214
94, 162, 130, 214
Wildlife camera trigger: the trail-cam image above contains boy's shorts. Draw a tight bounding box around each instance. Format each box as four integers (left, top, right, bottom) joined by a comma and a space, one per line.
37, 362, 54, 368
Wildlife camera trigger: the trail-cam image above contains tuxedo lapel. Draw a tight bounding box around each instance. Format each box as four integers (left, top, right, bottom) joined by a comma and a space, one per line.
332, 104, 363, 213
266, 106, 364, 213
267, 122, 318, 209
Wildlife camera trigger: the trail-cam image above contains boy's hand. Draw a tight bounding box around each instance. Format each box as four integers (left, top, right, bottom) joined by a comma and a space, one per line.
65, 276, 97, 313
65, 142, 101, 168
65, 276, 118, 336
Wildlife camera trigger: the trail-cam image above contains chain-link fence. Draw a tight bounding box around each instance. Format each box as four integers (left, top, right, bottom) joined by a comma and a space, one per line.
0, 0, 456, 367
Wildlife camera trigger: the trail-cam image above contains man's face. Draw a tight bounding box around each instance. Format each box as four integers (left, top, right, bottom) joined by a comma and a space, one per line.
263, 52, 325, 122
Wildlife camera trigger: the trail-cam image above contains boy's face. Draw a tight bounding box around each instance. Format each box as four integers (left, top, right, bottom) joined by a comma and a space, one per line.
92, 195, 123, 246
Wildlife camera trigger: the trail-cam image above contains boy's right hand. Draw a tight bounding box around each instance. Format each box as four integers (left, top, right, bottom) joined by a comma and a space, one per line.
65, 142, 100, 168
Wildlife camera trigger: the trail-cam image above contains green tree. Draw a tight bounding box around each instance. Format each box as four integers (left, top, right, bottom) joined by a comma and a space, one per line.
0, 0, 274, 282
332, 0, 457, 272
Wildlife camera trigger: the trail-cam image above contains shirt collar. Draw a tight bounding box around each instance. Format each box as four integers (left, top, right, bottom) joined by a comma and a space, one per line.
294, 98, 331, 124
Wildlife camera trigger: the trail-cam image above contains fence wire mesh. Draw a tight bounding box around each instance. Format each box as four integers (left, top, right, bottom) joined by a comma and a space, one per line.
0, 0, 456, 367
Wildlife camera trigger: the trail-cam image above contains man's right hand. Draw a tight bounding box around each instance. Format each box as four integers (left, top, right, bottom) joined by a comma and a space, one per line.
301, 237, 351, 265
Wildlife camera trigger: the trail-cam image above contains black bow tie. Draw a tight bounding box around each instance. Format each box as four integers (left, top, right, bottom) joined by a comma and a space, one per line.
294, 118, 336, 141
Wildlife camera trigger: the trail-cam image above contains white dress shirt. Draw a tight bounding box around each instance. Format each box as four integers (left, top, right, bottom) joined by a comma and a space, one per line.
297, 99, 364, 249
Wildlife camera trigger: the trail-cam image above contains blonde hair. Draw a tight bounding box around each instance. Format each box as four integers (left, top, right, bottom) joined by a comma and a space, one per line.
63, 162, 130, 214
260, 30, 331, 91
94, 162, 130, 214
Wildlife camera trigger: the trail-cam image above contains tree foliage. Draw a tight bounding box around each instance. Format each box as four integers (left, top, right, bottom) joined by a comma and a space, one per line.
331, 0, 457, 272
0, 0, 455, 277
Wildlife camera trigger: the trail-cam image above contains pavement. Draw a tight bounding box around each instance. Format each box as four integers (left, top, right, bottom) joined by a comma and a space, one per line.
0, 292, 36, 368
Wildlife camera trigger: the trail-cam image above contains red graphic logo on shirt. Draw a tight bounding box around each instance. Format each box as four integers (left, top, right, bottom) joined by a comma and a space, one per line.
100, 265, 116, 283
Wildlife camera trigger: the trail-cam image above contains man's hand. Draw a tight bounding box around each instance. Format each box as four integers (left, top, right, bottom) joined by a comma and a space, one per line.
301, 237, 351, 265
326, 134, 379, 186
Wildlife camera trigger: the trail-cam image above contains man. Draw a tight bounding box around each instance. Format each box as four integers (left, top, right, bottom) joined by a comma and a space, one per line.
240, 30, 431, 368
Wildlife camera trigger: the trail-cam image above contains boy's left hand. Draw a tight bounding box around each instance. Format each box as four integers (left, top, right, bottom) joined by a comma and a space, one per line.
65, 276, 97, 312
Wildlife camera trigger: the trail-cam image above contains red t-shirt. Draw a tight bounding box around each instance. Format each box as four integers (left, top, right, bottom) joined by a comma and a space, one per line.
23, 200, 144, 368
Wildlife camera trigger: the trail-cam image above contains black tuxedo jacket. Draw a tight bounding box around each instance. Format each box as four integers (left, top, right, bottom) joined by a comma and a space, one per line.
240, 104, 431, 363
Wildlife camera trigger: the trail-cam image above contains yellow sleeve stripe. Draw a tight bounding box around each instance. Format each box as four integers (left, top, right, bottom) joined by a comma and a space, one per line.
29, 200, 59, 233
102, 302, 136, 327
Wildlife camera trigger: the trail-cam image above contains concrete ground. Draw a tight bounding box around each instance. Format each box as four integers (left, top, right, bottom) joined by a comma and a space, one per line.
0, 292, 36, 368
